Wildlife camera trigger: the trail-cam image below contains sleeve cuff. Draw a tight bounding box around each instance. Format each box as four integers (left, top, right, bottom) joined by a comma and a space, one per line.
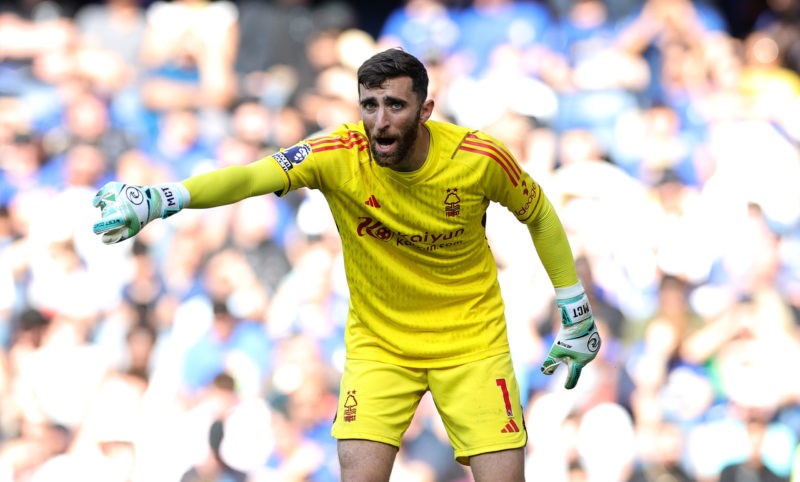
554, 281, 585, 300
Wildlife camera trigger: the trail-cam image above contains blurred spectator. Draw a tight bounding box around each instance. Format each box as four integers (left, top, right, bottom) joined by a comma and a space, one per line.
72, 0, 146, 97
738, 29, 800, 121
228, 99, 274, 151
73, 0, 145, 72
182, 297, 272, 398
0, 421, 72, 481
179, 419, 247, 482
642, 169, 716, 282
377, 0, 460, 63
613, 104, 699, 185
0, 130, 48, 208
223, 195, 293, 298
41, 90, 136, 176
235, 0, 310, 108
1, 308, 50, 438
577, 403, 638, 481
6, 306, 109, 436
121, 240, 166, 320
266, 237, 348, 369
235, 0, 356, 107
681, 290, 800, 413
399, 393, 471, 482
622, 273, 711, 436
615, 0, 730, 150
201, 248, 270, 320
47, 359, 150, 482
627, 419, 694, 481
443, 42, 559, 129
144, 372, 247, 481
58, 143, 109, 191
0, 207, 13, 347
753, 0, 800, 74
253, 398, 336, 481
539, 0, 649, 152
575, 254, 626, 339
718, 411, 791, 482
0, 1, 76, 103
26, 236, 103, 323
254, 335, 340, 481
548, 128, 657, 318
138, 0, 238, 112
624, 274, 702, 347
142, 108, 217, 180
122, 321, 158, 380
295, 33, 373, 133
72, 0, 149, 142
156, 219, 210, 302
448, 0, 553, 79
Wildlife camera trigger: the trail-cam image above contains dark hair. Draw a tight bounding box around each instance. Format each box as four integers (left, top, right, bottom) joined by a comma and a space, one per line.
17, 308, 49, 331
212, 299, 230, 317
357, 48, 429, 104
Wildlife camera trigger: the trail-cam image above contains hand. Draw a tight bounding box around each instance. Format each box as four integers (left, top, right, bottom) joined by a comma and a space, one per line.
92, 182, 187, 244
541, 286, 602, 390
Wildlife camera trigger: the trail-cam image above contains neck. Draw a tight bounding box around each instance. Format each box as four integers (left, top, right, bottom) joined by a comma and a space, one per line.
405, 124, 430, 172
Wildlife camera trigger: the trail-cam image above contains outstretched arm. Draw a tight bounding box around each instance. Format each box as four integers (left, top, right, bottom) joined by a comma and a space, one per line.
181, 157, 287, 208
92, 157, 287, 244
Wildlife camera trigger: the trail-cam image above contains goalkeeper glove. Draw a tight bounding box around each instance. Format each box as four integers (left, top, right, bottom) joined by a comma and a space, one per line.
541, 282, 602, 390
92, 182, 190, 244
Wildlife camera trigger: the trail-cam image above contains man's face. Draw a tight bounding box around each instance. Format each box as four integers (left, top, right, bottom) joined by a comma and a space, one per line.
359, 76, 428, 172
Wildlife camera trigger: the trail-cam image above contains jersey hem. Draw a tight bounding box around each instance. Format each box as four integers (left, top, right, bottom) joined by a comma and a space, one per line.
344, 344, 511, 369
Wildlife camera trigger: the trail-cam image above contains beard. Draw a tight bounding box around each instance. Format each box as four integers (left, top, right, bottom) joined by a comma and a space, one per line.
368, 109, 421, 170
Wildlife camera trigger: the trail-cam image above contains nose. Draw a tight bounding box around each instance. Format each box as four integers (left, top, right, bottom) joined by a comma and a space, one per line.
375, 107, 390, 131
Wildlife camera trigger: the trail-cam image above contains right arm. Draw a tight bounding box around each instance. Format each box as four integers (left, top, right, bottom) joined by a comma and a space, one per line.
92, 156, 288, 244
181, 156, 287, 208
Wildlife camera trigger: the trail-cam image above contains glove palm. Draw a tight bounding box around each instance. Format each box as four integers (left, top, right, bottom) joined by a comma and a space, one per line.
541, 286, 602, 389
92, 182, 187, 244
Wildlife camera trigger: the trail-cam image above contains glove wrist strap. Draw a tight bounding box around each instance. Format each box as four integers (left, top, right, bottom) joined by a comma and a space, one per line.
555, 281, 592, 328
555, 281, 585, 302
149, 183, 190, 221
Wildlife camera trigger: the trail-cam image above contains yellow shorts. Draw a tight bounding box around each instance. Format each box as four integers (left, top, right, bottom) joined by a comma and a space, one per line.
331, 353, 527, 464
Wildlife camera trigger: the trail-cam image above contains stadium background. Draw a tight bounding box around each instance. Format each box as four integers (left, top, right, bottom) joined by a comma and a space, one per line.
0, 0, 799, 480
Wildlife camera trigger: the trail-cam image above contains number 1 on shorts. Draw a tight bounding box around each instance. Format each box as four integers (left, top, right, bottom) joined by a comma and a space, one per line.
495, 378, 513, 417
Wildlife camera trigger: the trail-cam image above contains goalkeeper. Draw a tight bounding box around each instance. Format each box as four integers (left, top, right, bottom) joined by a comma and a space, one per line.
93, 48, 600, 482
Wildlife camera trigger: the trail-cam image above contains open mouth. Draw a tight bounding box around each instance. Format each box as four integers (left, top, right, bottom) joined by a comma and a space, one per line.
375, 136, 396, 154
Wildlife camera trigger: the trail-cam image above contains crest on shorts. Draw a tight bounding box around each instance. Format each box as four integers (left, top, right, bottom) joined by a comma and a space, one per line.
344, 390, 358, 422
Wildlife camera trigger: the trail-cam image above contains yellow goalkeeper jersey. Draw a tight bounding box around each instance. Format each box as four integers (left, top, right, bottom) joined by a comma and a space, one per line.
272, 120, 549, 367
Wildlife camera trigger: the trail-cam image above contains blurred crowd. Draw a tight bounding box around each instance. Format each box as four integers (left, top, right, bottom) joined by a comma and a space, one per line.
0, 0, 799, 480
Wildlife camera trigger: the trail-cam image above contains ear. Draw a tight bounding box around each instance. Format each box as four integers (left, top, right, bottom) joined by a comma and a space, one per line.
419, 99, 434, 124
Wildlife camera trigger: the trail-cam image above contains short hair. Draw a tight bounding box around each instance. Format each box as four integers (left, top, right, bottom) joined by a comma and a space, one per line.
357, 48, 429, 104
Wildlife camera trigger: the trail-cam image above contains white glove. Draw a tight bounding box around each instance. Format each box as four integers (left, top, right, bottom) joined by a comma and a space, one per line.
92, 182, 189, 244
541, 282, 602, 389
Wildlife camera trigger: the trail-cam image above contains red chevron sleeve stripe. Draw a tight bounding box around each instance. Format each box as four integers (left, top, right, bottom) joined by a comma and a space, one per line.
463, 135, 522, 178
459, 145, 518, 186
459, 136, 521, 186
308, 131, 368, 146
309, 133, 368, 153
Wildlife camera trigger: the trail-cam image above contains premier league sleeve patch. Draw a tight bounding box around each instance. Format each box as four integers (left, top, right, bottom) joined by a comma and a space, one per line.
271, 142, 311, 172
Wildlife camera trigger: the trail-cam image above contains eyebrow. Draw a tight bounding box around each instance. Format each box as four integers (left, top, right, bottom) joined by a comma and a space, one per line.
360, 94, 408, 106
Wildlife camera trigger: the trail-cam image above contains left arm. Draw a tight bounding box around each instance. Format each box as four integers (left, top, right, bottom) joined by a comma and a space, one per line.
525, 192, 578, 289
524, 189, 601, 389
